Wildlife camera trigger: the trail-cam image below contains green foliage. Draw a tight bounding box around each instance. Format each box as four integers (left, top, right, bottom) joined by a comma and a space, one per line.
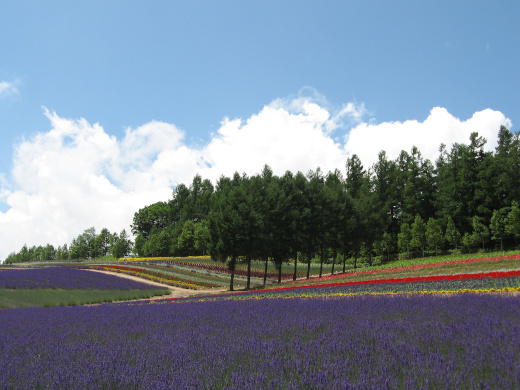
490, 208, 510, 251
472, 216, 490, 250
111, 229, 133, 258
426, 217, 444, 256
0, 288, 169, 309
507, 201, 520, 243
410, 215, 427, 256
194, 220, 211, 255
9, 126, 520, 270
177, 220, 196, 256
398, 223, 412, 258
445, 217, 461, 250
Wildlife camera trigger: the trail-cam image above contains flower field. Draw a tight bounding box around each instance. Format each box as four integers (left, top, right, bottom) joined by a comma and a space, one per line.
0, 267, 163, 290
1, 254, 520, 388
166, 269, 520, 303
80, 264, 224, 290
132, 258, 295, 282
1, 293, 519, 389
0, 267, 170, 308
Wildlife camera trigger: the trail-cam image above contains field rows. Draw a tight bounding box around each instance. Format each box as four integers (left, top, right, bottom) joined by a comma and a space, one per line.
1, 293, 519, 389
1, 253, 520, 388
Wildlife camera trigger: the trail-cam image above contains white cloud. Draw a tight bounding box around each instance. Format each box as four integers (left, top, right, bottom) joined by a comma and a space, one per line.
0, 97, 512, 260
344, 107, 512, 168
0, 80, 20, 98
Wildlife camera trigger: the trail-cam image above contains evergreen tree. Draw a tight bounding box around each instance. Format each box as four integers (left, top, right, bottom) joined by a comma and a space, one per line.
194, 220, 211, 255
445, 217, 461, 250
111, 230, 133, 259
426, 217, 444, 256
398, 223, 412, 258
490, 208, 510, 251
177, 220, 196, 256
507, 201, 520, 246
472, 216, 490, 250
410, 215, 427, 257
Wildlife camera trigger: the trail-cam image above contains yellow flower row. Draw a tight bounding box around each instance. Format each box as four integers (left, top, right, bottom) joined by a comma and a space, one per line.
159, 286, 520, 304
101, 267, 203, 290
117, 255, 211, 262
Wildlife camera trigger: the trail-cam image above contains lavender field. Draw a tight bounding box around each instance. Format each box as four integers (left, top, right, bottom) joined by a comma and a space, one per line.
0, 267, 162, 290
0, 267, 170, 308
1, 293, 519, 389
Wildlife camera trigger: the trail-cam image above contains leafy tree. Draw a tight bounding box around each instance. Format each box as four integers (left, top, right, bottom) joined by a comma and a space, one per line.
507, 201, 520, 246
177, 220, 196, 256
291, 171, 318, 279
83, 227, 97, 258
372, 150, 400, 238
374, 232, 394, 262
324, 169, 348, 274
94, 228, 112, 256
133, 234, 147, 256
264, 173, 294, 284
143, 229, 172, 257
346, 155, 375, 267
461, 232, 478, 253
410, 215, 427, 257
445, 217, 461, 250
494, 126, 520, 208
426, 217, 444, 256
490, 208, 510, 251
208, 173, 245, 291
41, 244, 55, 261
435, 133, 490, 234
194, 219, 211, 255
111, 230, 133, 259
307, 168, 331, 277
472, 216, 490, 250
397, 147, 436, 226
131, 202, 171, 239
69, 228, 96, 259
398, 223, 412, 258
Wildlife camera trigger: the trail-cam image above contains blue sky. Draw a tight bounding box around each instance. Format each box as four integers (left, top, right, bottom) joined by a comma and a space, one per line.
0, 1, 518, 259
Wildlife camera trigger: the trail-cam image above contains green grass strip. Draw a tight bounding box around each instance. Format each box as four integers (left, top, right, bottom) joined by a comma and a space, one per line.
0, 288, 170, 309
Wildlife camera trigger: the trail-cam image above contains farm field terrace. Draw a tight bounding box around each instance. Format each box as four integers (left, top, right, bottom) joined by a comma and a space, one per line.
0, 267, 170, 308
1, 293, 519, 389
109, 251, 520, 290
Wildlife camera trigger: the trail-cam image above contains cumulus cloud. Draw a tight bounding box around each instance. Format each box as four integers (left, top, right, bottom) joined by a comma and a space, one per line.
0, 95, 512, 260
345, 107, 512, 168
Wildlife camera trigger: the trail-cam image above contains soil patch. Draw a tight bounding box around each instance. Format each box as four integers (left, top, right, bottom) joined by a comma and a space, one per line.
85, 269, 229, 299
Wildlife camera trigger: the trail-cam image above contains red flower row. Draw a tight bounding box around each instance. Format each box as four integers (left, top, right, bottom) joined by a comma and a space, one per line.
292, 254, 520, 283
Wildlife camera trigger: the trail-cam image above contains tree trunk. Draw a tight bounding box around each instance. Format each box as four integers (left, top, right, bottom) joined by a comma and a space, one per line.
263, 257, 268, 286
229, 257, 236, 291
278, 262, 282, 284
331, 248, 337, 275
307, 255, 311, 279
293, 256, 298, 281
342, 252, 347, 273
246, 255, 251, 290
319, 247, 324, 278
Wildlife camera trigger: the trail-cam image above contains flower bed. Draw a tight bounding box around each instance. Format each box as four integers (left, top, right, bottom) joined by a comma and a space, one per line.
290, 253, 520, 284
0, 267, 164, 290
1, 294, 519, 389
83, 265, 220, 290
166, 269, 520, 303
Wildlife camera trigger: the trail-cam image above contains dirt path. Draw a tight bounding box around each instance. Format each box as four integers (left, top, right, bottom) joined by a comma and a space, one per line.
85, 269, 229, 299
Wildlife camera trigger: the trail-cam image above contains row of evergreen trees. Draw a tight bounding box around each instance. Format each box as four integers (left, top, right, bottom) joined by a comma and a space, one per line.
128, 126, 520, 289
6, 126, 520, 277
5, 227, 132, 264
